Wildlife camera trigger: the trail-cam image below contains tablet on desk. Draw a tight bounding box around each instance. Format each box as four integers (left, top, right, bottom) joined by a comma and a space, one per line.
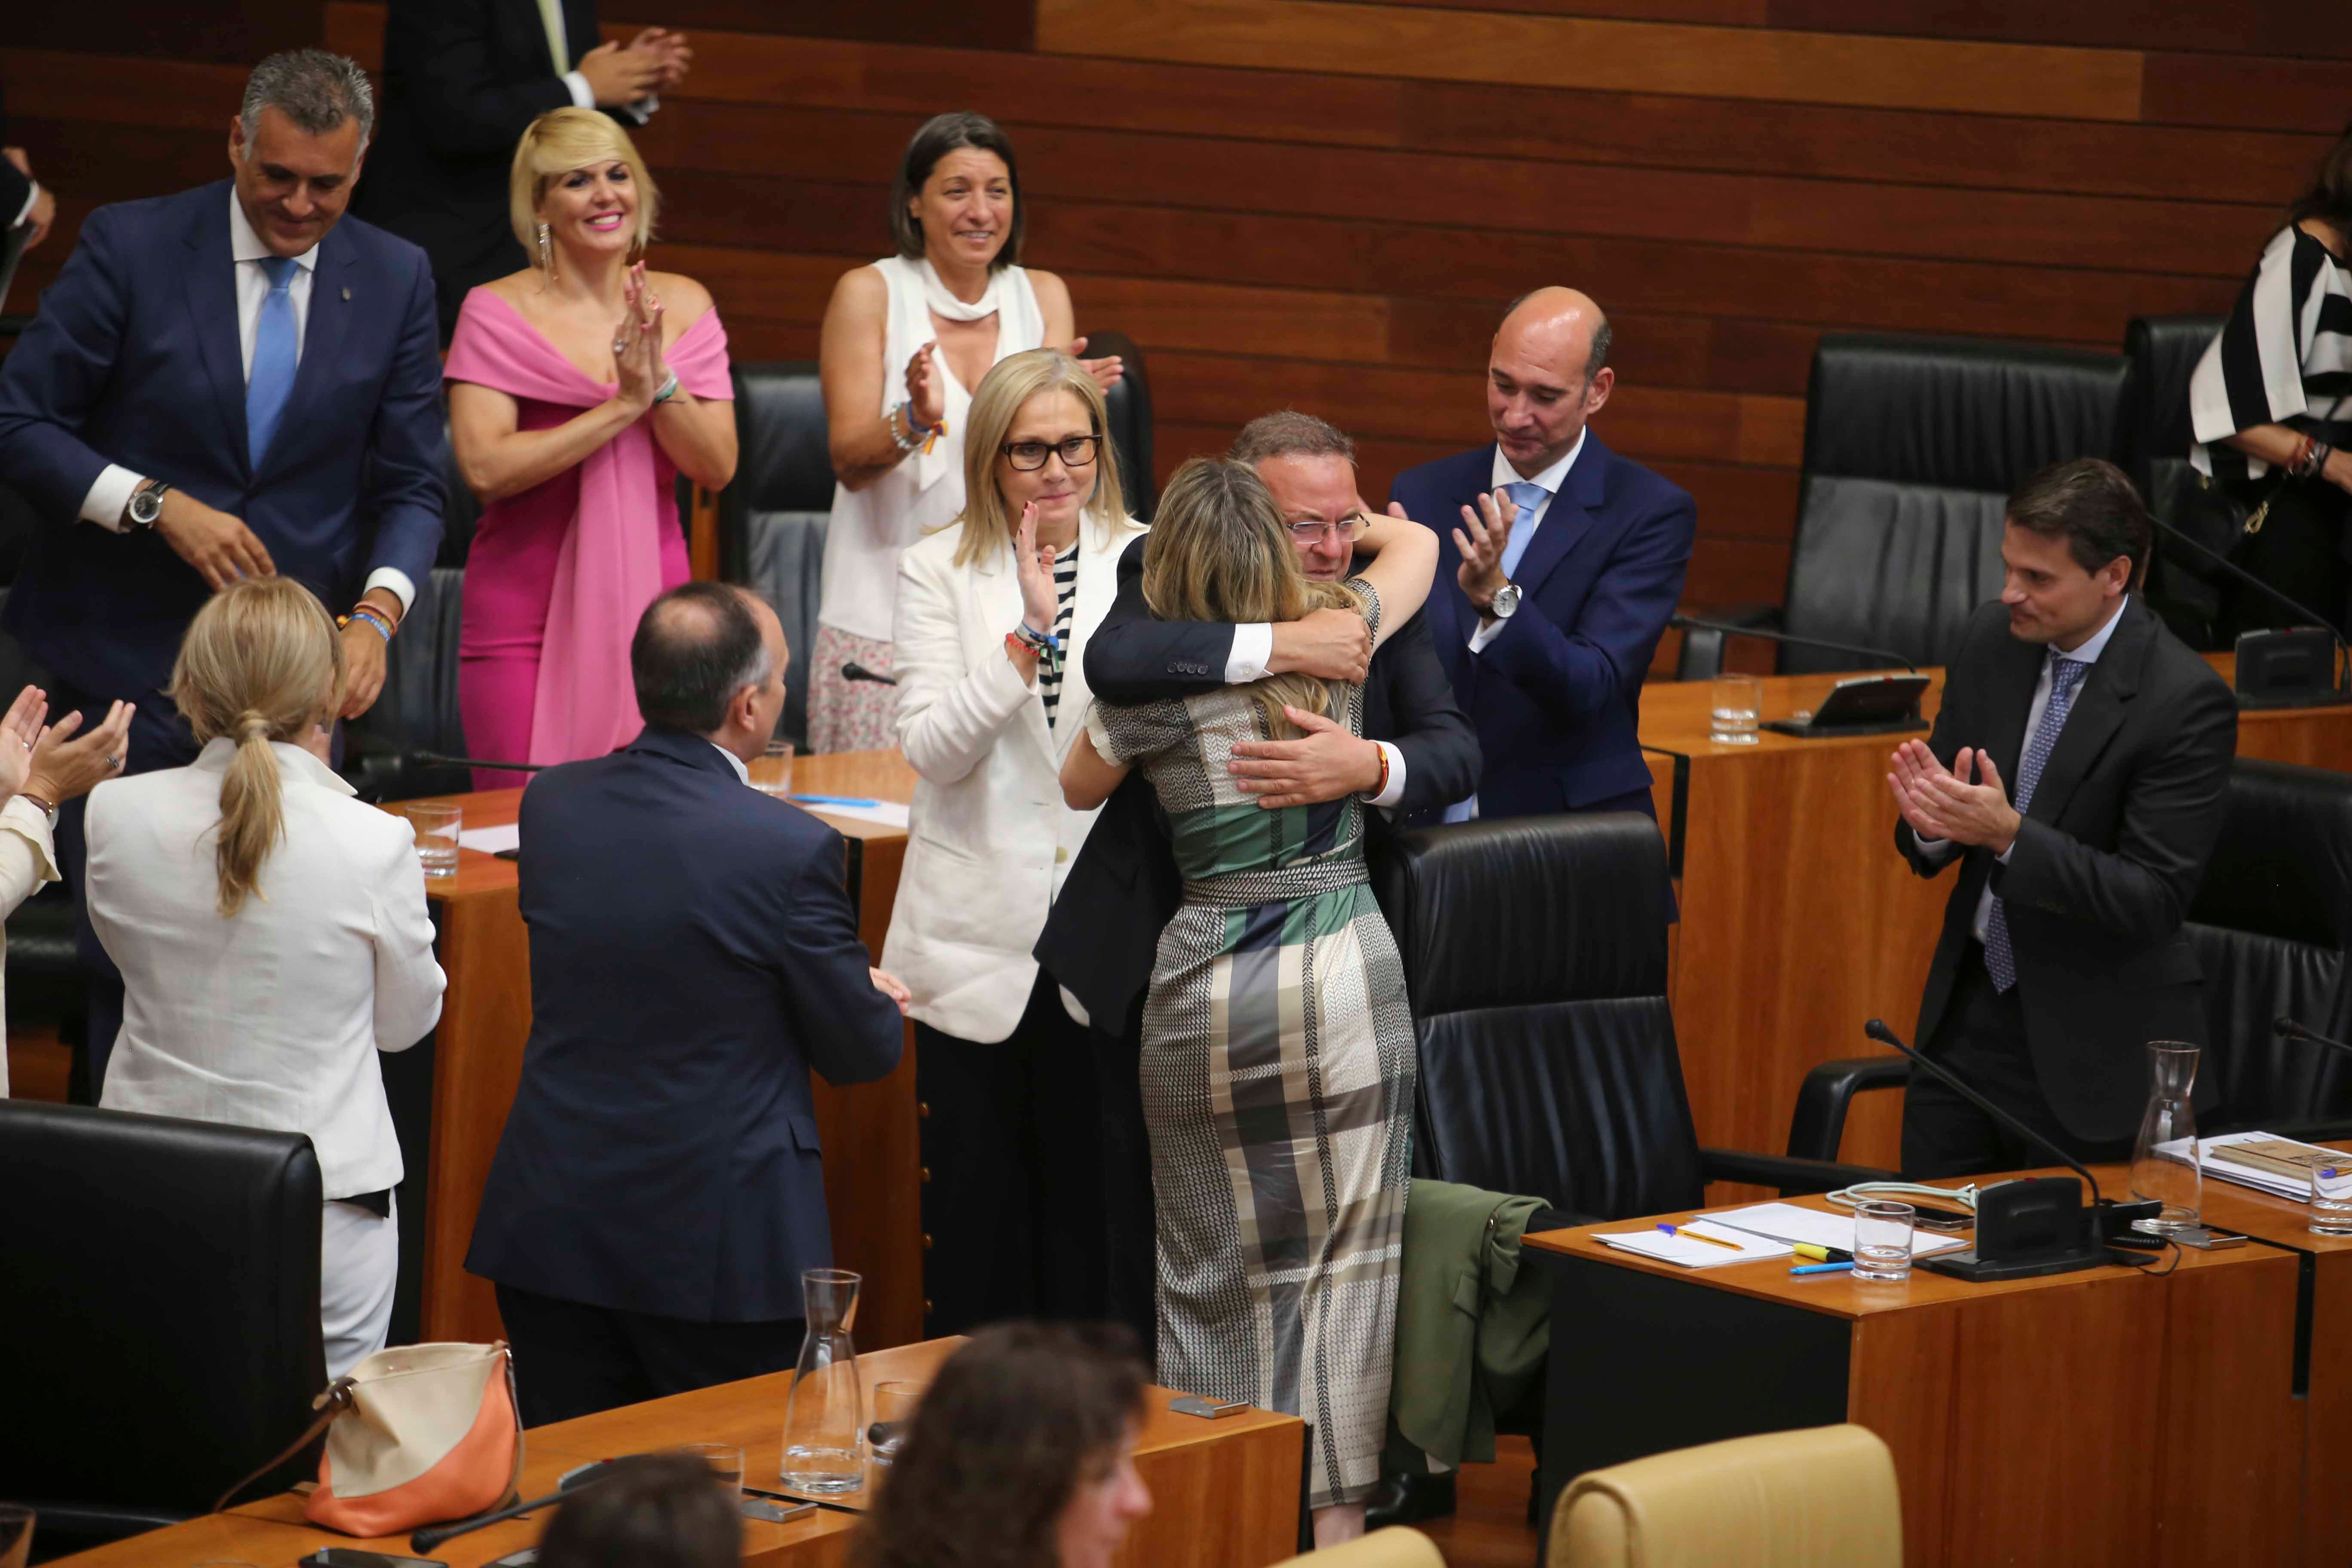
1761, 673, 1931, 738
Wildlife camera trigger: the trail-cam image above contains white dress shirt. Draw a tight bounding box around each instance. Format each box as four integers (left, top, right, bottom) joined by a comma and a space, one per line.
87, 738, 445, 1197
76, 192, 415, 613
1917, 595, 2129, 940
9, 181, 37, 230
708, 740, 750, 783
1467, 430, 1587, 656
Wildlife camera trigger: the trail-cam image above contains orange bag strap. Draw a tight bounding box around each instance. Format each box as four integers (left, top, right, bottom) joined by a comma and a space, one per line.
212, 1376, 356, 1515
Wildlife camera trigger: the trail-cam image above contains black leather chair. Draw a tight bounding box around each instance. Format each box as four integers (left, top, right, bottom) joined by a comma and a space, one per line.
1678, 334, 2129, 680
1370, 815, 1889, 1220
720, 339, 1158, 745
0, 1102, 326, 1553
2117, 315, 2227, 646
1788, 757, 2352, 1163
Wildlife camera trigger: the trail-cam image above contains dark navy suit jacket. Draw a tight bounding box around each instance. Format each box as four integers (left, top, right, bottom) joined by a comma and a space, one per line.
0, 180, 447, 704
466, 727, 905, 1322
1388, 435, 1693, 817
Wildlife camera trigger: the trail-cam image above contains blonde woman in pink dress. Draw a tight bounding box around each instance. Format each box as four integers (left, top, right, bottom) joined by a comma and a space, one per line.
447, 110, 736, 790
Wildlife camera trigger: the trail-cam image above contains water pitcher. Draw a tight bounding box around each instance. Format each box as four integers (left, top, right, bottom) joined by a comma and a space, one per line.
779, 1268, 864, 1494
2127, 1040, 2202, 1234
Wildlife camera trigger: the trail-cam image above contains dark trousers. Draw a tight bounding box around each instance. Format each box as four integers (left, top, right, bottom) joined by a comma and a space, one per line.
1096, 1002, 1158, 1360
494, 1283, 805, 1427
1901, 947, 2133, 1179
914, 968, 1107, 1336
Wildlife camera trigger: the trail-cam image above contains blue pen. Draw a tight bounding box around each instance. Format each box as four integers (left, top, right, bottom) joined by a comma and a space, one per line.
791, 794, 881, 807
1790, 1261, 1855, 1276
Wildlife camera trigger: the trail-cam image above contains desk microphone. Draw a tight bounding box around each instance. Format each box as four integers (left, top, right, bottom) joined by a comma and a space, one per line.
2277, 1015, 2352, 1060
413, 752, 545, 773
1862, 1019, 2163, 1279
1669, 613, 1917, 673
842, 662, 899, 686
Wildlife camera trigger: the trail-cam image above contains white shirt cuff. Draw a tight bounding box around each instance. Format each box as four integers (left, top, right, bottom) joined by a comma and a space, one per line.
11, 180, 37, 230
1913, 833, 1960, 864
1467, 612, 1509, 655
1364, 741, 1407, 809
563, 70, 595, 108
363, 567, 417, 618
80, 466, 145, 532
628, 93, 660, 120
1226, 622, 1273, 683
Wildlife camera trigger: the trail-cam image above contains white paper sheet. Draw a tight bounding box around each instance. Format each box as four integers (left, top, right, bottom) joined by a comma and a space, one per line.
2158, 1132, 2343, 1200
457, 822, 521, 855
793, 798, 911, 829
1594, 1219, 1795, 1269
1704, 1200, 1969, 1258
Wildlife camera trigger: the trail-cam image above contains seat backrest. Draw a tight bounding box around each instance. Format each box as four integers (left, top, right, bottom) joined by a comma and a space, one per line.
1550, 1424, 1902, 1568
0, 1102, 327, 1516
1783, 335, 2129, 672
1087, 330, 1156, 522
2185, 759, 2352, 1128
2117, 316, 2227, 640
1271, 1528, 1443, 1568
720, 362, 834, 747
345, 565, 470, 801
1372, 815, 1703, 1219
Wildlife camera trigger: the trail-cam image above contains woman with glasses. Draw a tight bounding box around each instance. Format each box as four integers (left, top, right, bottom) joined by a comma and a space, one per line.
880, 349, 1142, 1332
811, 111, 1121, 753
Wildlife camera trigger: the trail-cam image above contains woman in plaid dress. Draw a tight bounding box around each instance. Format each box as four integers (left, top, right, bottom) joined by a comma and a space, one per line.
1061, 457, 1436, 1545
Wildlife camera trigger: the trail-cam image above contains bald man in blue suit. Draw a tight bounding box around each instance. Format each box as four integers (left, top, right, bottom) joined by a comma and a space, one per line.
1386, 288, 1694, 823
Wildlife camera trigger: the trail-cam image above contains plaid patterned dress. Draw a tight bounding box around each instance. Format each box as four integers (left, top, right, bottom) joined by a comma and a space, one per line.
1081, 582, 1414, 1510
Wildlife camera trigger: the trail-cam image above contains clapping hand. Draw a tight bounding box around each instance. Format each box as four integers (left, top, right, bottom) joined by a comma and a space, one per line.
1454, 490, 1516, 613
0, 686, 47, 800
1014, 502, 1059, 634
575, 40, 668, 107
904, 340, 944, 433
1886, 738, 2021, 854
869, 968, 911, 1013
625, 27, 693, 90
614, 262, 667, 412
26, 700, 134, 805
1069, 336, 1124, 392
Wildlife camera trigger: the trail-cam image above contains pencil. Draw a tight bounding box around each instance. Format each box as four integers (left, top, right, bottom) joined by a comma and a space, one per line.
1658, 1222, 1743, 1252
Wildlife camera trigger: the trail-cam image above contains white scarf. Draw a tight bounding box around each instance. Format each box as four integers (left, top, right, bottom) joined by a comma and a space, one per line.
917, 258, 1008, 323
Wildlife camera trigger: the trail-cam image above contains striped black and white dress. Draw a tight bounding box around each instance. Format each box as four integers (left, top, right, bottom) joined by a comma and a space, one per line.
1038, 542, 1079, 729
2190, 223, 2352, 483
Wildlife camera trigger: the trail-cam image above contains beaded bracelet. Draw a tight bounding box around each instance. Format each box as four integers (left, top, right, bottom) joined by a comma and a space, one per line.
339, 606, 395, 644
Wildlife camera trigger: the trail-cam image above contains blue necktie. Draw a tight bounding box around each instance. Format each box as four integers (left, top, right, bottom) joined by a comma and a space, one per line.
1499, 481, 1547, 579
247, 256, 300, 470
1982, 655, 2092, 992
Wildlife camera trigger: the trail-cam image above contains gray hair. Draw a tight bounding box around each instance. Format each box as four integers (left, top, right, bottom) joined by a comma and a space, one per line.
240, 49, 374, 156
1228, 410, 1357, 467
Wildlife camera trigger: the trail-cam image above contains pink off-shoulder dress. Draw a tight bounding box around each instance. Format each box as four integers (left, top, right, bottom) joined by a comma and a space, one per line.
445, 288, 732, 792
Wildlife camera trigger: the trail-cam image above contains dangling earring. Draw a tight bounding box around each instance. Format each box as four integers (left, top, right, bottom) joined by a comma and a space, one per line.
536, 221, 555, 280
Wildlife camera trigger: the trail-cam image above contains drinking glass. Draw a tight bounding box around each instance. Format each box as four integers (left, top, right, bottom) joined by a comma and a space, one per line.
1852, 1199, 1916, 1282
780, 1268, 864, 1494
2128, 1041, 2203, 1234
0, 1507, 32, 1568
675, 1442, 743, 1499
870, 1380, 922, 1465
2313, 1164, 2352, 1237
1709, 675, 1763, 744
404, 801, 461, 878
750, 739, 796, 797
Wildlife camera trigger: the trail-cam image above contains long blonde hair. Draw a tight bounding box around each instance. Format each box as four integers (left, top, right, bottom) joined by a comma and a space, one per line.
1142, 457, 1360, 740
167, 579, 346, 916
949, 349, 1130, 568
509, 107, 660, 258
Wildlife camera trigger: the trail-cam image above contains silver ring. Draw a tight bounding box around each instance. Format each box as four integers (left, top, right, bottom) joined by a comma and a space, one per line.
106, 754, 122, 768
612, 340, 629, 355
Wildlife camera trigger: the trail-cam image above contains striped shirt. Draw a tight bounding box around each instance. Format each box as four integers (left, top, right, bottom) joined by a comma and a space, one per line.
2191, 222, 2352, 484
1038, 543, 1079, 729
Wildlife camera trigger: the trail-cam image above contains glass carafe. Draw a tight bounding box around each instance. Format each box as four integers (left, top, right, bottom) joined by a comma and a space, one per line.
2128, 1040, 2202, 1234
779, 1268, 864, 1494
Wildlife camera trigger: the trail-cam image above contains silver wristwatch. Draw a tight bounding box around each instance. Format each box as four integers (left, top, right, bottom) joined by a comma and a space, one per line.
1488, 581, 1522, 620
125, 479, 172, 529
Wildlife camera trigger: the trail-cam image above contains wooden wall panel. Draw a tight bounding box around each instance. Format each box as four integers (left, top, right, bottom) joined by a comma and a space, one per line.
8, 1, 2330, 613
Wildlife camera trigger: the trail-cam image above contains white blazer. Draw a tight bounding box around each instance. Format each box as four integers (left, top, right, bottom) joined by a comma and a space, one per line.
882, 513, 1146, 1042
87, 739, 446, 1198
0, 794, 58, 1096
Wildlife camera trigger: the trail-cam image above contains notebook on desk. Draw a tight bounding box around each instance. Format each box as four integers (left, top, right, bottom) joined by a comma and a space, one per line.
1595, 1219, 1795, 1268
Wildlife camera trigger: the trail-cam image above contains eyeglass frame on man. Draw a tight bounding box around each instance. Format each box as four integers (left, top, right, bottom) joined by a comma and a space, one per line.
999, 434, 1102, 471
1286, 511, 1371, 546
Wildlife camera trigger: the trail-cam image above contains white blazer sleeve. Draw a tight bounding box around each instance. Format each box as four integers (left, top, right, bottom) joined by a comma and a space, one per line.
893, 546, 1037, 785
0, 795, 59, 919
369, 821, 446, 1053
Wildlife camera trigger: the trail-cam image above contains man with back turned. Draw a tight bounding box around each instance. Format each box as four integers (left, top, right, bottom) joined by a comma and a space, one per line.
1888, 459, 2236, 1177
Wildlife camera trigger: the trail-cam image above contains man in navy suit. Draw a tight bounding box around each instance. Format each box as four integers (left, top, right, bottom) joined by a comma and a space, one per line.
469, 583, 910, 1425
1387, 287, 1695, 821
0, 50, 447, 1087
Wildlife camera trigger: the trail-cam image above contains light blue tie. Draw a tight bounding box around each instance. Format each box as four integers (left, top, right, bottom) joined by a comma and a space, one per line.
1498, 481, 1547, 579
247, 256, 300, 470
1981, 655, 2091, 993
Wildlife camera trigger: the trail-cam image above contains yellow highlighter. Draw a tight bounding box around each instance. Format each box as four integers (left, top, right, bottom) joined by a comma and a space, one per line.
1793, 1243, 1856, 1263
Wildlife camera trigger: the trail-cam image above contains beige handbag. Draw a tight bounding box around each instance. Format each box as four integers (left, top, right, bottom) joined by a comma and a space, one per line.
217, 1342, 523, 1537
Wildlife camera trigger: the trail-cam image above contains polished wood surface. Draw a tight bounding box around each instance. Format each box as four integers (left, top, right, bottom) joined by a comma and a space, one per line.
52, 1339, 1303, 1568
1641, 653, 2352, 1181
1526, 1177, 2303, 1568
392, 752, 921, 1347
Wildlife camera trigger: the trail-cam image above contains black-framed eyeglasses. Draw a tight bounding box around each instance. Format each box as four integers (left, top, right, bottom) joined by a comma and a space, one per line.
1001, 435, 1102, 471
1286, 513, 1371, 545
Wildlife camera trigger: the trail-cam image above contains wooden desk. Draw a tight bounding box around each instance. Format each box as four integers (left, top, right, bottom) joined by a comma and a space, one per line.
396, 752, 921, 1348
1524, 1182, 2303, 1568
1639, 653, 2352, 1178
52, 1341, 1303, 1568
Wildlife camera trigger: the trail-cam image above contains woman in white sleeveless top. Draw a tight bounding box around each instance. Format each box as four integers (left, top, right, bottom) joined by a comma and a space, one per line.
813, 112, 1121, 753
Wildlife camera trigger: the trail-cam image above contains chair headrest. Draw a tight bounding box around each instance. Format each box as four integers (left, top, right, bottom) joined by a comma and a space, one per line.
2191, 759, 2352, 947
1374, 814, 1669, 1016
731, 362, 836, 514
1804, 334, 2128, 493
2118, 315, 2225, 476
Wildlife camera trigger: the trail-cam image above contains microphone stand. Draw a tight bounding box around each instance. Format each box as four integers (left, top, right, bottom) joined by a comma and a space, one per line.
2148, 511, 2351, 707
1863, 1019, 2165, 1279
1669, 613, 1917, 673
2278, 1016, 2352, 1060
1669, 616, 1929, 738
413, 752, 545, 773
842, 662, 900, 687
